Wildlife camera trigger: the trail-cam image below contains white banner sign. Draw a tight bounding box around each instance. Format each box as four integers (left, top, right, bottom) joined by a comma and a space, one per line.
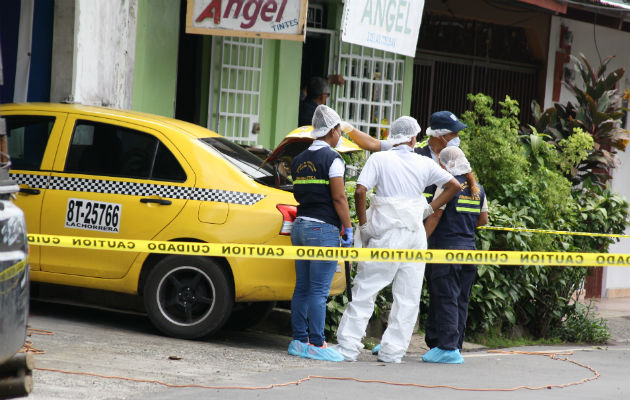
341, 0, 425, 57
186, 0, 307, 41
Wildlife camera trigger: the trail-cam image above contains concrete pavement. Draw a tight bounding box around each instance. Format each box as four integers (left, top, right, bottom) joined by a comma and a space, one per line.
24, 297, 628, 399
133, 297, 629, 400
583, 296, 630, 345
133, 344, 628, 400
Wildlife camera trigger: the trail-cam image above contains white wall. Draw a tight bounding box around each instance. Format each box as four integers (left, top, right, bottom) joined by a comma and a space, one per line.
545, 16, 630, 297
50, 0, 75, 103
51, 0, 138, 108
73, 0, 138, 109
544, 16, 630, 108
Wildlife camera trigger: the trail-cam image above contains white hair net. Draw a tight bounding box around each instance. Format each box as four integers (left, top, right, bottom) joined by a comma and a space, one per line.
425, 127, 452, 137
439, 146, 472, 176
388, 116, 421, 145
311, 105, 341, 138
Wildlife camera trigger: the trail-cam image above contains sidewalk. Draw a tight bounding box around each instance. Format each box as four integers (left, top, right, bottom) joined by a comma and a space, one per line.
262, 297, 630, 349
582, 296, 630, 345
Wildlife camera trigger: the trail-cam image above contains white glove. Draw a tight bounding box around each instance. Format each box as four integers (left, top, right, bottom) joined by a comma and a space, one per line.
423, 204, 435, 220
340, 121, 354, 134
359, 223, 372, 246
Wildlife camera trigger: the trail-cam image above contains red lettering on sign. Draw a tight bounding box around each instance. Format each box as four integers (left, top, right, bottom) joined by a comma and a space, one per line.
261, 1, 277, 21
276, 0, 287, 22
242, 0, 263, 29
224, 0, 244, 19
196, 0, 222, 24
195, 0, 291, 30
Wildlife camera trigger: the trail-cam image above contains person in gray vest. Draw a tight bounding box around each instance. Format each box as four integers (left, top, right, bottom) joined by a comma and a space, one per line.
334, 116, 461, 363
299, 77, 330, 127
288, 105, 353, 362
422, 146, 488, 364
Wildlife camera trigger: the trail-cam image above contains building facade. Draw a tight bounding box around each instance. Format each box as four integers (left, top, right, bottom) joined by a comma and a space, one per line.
1, 0, 629, 296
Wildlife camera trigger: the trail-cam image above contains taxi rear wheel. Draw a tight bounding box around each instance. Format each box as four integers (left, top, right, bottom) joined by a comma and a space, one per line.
144, 256, 233, 339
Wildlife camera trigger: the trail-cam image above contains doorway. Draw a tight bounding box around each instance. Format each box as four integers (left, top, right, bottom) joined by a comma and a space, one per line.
300, 30, 334, 92
175, 0, 204, 125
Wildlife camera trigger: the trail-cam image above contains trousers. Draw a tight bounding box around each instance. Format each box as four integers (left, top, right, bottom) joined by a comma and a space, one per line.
337, 223, 426, 362
290, 218, 340, 347
424, 245, 477, 350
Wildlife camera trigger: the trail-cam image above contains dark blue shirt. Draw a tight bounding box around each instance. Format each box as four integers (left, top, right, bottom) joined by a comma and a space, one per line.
291, 146, 344, 229
429, 174, 486, 249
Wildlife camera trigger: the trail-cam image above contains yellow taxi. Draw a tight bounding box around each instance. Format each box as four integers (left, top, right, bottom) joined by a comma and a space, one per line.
1, 103, 348, 339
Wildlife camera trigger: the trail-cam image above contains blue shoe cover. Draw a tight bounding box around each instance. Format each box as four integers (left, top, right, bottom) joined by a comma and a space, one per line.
372, 344, 381, 355
421, 347, 464, 364
288, 340, 308, 357
303, 344, 344, 362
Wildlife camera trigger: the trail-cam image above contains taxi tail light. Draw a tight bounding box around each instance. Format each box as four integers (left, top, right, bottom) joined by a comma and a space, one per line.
276, 204, 297, 235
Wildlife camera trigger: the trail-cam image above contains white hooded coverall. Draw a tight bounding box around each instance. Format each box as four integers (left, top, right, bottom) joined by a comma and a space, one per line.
336, 146, 452, 363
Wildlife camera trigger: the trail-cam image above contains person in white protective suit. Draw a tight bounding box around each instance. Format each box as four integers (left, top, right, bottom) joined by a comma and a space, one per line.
334, 116, 462, 363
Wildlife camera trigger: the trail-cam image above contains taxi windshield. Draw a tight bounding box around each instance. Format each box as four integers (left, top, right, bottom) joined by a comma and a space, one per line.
199, 137, 291, 189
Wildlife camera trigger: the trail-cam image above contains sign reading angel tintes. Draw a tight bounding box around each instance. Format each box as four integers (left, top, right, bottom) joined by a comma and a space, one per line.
186, 0, 308, 41
341, 0, 424, 57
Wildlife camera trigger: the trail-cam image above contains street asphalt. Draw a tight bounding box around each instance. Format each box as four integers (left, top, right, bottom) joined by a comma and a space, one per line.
22, 297, 629, 400
131, 299, 629, 400
131, 343, 629, 400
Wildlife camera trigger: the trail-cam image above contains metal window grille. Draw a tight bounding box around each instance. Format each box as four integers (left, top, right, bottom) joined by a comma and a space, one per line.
334, 44, 404, 140
307, 4, 324, 28
210, 37, 263, 145
411, 52, 538, 129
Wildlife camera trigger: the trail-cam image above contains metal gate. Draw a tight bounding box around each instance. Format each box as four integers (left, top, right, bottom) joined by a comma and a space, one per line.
209, 37, 263, 145
411, 51, 539, 129
334, 44, 405, 140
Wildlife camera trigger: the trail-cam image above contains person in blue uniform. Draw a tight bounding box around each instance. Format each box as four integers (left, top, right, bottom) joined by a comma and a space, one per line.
288, 105, 353, 362
422, 146, 488, 364
415, 111, 467, 202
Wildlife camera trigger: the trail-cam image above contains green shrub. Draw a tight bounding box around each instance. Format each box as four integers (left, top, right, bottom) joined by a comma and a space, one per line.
323, 61, 628, 344
459, 92, 627, 342
556, 302, 610, 344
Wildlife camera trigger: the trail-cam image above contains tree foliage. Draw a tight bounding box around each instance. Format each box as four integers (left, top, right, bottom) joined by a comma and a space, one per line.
456, 89, 629, 341
532, 54, 629, 186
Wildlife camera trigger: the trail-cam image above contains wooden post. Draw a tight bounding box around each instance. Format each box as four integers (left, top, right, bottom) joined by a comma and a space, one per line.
0, 353, 34, 399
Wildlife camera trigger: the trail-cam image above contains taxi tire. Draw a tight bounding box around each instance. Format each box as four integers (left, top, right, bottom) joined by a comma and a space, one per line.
143, 256, 233, 339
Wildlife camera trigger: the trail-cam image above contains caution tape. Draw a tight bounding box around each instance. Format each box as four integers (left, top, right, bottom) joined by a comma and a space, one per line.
0, 259, 28, 283
479, 226, 629, 238
26, 234, 630, 267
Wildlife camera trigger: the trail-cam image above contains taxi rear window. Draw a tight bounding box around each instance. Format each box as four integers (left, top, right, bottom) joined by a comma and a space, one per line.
200, 137, 291, 188
5, 116, 55, 171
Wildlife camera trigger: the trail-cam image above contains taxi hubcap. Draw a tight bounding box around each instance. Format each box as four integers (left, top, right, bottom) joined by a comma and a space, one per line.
178, 287, 197, 305
158, 266, 216, 326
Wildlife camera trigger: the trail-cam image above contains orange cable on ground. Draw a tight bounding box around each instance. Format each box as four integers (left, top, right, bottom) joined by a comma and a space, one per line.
31, 349, 601, 392
19, 327, 54, 354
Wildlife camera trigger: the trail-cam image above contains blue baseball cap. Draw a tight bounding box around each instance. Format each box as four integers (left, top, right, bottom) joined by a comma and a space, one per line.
426, 111, 467, 137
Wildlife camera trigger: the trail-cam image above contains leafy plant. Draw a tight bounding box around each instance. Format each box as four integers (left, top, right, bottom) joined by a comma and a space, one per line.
324, 55, 629, 344
459, 91, 627, 343
555, 302, 610, 344
532, 53, 630, 186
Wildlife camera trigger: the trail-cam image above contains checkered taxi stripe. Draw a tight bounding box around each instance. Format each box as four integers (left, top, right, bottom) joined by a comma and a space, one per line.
9, 173, 266, 206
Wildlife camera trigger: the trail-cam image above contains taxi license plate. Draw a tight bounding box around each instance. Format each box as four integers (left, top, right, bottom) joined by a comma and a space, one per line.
65, 198, 121, 233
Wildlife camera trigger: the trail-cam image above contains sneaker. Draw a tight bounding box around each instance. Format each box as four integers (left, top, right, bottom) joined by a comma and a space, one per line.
288, 340, 309, 358
303, 342, 345, 362
421, 347, 464, 364
371, 343, 381, 355
330, 344, 358, 362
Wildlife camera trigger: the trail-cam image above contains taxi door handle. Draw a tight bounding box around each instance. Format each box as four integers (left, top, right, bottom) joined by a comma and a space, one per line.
140, 198, 172, 205
19, 187, 41, 195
